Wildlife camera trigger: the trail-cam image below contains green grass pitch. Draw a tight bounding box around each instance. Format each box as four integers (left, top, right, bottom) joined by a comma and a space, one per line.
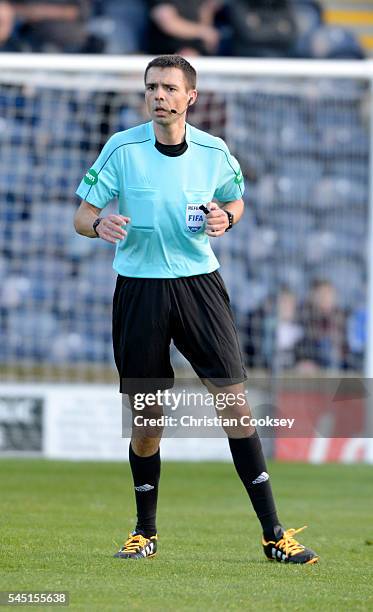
1, 459, 372, 611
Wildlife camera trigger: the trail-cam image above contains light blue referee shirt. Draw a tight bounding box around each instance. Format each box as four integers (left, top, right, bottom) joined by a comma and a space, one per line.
76, 121, 244, 278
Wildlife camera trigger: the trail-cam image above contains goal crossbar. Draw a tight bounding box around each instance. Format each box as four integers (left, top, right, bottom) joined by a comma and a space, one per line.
0, 53, 372, 79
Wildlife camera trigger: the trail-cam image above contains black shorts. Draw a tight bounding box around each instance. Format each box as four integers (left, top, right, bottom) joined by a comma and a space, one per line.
112, 270, 247, 394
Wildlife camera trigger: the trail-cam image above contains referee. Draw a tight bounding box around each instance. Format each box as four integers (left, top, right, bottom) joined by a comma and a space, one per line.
74, 55, 318, 564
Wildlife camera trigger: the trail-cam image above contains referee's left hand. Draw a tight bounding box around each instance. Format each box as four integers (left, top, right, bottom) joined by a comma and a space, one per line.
205, 203, 228, 237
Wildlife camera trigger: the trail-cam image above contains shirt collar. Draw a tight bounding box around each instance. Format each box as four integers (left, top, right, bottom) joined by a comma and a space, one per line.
149, 121, 190, 145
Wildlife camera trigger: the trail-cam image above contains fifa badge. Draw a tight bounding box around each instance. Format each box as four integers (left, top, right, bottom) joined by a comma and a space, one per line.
186, 203, 206, 233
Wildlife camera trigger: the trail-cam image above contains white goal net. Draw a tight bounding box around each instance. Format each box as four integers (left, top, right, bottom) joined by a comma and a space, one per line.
0, 56, 372, 383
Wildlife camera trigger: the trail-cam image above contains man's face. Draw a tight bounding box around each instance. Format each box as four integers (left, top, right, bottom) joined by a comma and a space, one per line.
144, 67, 196, 125
313, 284, 336, 314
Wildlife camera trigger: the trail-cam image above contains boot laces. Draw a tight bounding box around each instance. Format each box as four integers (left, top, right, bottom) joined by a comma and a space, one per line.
121, 533, 148, 553
276, 526, 307, 557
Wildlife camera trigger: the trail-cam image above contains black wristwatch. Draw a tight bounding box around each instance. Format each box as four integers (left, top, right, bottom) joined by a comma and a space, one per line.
92, 217, 102, 236
224, 210, 234, 232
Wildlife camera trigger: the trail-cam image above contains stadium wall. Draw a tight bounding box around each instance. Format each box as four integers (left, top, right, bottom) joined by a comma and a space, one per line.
0, 384, 233, 461
0, 384, 372, 463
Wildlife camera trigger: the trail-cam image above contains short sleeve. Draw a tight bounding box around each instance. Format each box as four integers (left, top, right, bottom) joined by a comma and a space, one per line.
75, 135, 121, 209
213, 139, 245, 203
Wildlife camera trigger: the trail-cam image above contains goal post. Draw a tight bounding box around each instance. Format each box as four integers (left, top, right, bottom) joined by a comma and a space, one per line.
0, 53, 373, 385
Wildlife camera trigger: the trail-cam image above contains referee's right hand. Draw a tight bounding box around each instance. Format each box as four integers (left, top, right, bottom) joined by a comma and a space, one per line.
96, 215, 130, 244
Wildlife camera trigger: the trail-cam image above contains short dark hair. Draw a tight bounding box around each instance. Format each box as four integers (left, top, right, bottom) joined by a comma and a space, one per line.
144, 55, 197, 90
311, 279, 333, 291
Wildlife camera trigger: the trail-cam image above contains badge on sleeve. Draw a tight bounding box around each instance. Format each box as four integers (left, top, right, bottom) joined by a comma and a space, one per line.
186, 204, 206, 233
84, 168, 98, 186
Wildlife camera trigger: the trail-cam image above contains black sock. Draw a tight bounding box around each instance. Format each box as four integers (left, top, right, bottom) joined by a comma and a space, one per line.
228, 431, 281, 539
129, 443, 160, 538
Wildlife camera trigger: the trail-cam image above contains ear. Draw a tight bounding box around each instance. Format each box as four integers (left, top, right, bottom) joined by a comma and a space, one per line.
188, 90, 198, 107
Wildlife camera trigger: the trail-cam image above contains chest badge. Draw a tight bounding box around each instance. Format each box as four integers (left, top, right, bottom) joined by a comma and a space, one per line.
186, 203, 206, 233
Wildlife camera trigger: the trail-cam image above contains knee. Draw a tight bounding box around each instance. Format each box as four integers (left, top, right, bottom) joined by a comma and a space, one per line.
131, 436, 160, 457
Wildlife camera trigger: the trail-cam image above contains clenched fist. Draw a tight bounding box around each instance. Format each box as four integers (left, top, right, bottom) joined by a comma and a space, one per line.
205, 203, 229, 237
95, 215, 131, 244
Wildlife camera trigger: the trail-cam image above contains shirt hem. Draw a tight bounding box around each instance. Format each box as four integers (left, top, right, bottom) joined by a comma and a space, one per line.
112, 263, 220, 279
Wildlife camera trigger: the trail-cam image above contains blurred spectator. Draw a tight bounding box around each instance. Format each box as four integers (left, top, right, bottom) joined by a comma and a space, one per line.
296, 279, 348, 371
0, 1, 17, 50
13, 0, 103, 52
245, 287, 303, 371
347, 305, 366, 371
306, 24, 364, 59
146, 0, 223, 56
229, 0, 297, 57
291, 0, 322, 57
90, 0, 147, 54
245, 295, 273, 369
275, 286, 304, 370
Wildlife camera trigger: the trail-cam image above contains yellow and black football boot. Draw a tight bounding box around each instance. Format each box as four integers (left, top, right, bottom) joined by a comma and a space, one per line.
262, 525, 319, 564
114, 532, 158, 559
